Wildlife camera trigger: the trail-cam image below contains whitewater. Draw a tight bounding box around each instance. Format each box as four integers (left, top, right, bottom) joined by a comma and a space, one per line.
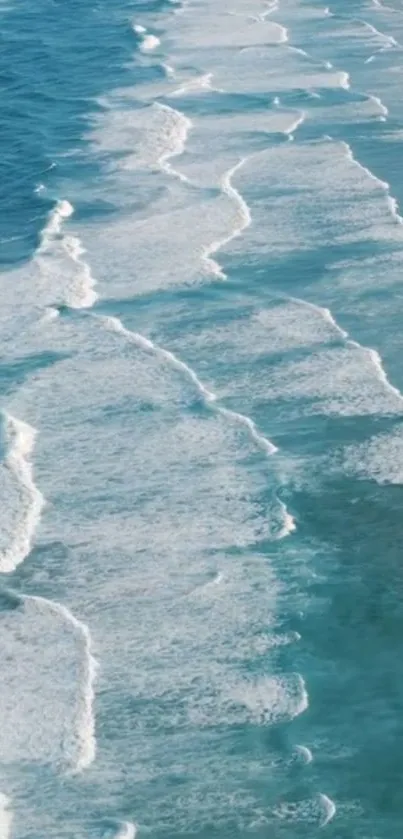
2, 0, 403, 836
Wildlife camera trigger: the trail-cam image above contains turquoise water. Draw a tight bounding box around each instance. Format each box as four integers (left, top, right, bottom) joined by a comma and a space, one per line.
2, 0, 403, 836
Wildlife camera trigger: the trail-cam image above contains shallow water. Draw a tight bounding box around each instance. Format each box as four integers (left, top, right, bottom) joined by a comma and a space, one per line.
2, 0, 403, 836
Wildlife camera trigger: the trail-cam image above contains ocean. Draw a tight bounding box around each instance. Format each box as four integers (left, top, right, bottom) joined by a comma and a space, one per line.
1, 0, 403, 836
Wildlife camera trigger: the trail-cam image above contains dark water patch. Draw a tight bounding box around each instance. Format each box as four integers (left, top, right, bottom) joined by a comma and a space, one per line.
282, 470, 403, 835
0, 0, 167, 265
0, 586, 21, 612
0, 351, 70, 399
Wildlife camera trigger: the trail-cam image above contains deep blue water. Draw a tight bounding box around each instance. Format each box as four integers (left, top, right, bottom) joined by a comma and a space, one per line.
2, 0, 403, 837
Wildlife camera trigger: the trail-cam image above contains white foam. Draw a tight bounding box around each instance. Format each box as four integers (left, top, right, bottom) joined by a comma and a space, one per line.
339, 70, 350, 89
372, 0, 396, 9
273, 792, 336, 825
0, 414, 44, 573
2, 311, 311, 830
283, 110, 306, 137
361, 19, 398, 47
35, 199, 98, 309
0, 795, 12, 839
133, 23, 146, 34
162, 62, 175, 77
169, 10, 289, 48
62, 234, 98, 308
202, 157, 252, 278
342, 140, 403, 224
89, 100, 191, 182
172, 298, 347, 368
171, 72, 221, 96
276, 498, 297, 538
0, 591, 96, 771
229, 673, 308, 724
24, 594, 97, 773
343, 426, 403, 484
369, 94, 389, 117
295, 744, 313, 763
38, 199, 74, 251
188, 288, 403, 418
254, 344, 403, 416
114, 822, 137, 839
319, 793, 336, 826
171, 106, 307, 188
277, 23, 288, 43
156, 102, 192, 182
41, 305, 60, 322
102, 315, 280, 459
140, 33, 160, 51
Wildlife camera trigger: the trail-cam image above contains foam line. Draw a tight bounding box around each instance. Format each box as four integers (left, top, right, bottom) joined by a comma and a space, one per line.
259, 0, 279, 20
102, 314, 296, 533
339, 71, 350, 89
22, 593, 97, 773
113, 822, 137, 839
140, 34, 161, 52
360, 18, 398, 46
348, 341, 403, 405
288, 291, 403, 407
37, 199, 98, 308
171, 72, 222, 96
372, 0, 398, 12
202, 157, 252, 279
0, 414, 44, 574
101, 314, 281, 458
277, 497, 297, 536
155, 102, 192, 183
369, 94, 388, 119
38, 199, 74, 251
282, 42, 400, 213
62, 233, 98, 308
288, 295, 348, 340
101, 316, 296, 538
319, 793, 336, 826
162, 62, 175, 77
289, 45, 309, 58
277, 23, 289, 43
295, 744, 313, 764
293, 31, 403, 223
342, 140, 403, 224
0, 794, 12, 839
284, 110, 306, 140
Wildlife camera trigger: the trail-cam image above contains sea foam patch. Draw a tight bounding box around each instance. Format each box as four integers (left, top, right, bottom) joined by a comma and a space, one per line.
342, 425, 403, 484
0, 593, 95, 771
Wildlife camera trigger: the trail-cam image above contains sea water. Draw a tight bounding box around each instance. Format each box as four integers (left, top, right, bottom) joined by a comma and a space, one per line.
1, 0, 403, 836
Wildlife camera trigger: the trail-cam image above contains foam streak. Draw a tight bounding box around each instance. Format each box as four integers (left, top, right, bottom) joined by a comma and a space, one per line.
156, 102, 192, 183
37, 199, 98, 309
319, 793, 336, 826
23, 593, 97, 773
0, 794, 12, 839
342, 140, 403, 223
63, 234, 98, 308
102, 314, 280, 457
38, 199, 74, 251
202, 157, 252, 278
0, 414, 44, 574
288, 292, 403, 407
113, 822, 137, 839
171, 72, 222, 97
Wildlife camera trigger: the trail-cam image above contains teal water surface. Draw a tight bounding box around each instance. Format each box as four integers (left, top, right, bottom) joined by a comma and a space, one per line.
2, 0, 403, 837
